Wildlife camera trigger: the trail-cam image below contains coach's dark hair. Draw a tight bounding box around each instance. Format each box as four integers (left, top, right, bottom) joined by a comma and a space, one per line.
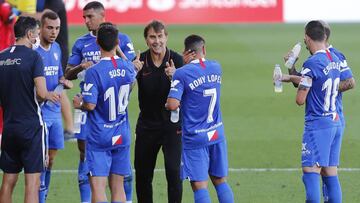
305, 20, 326, 42
14, 16, 38, 39
184, 34, 205, 53
83, 1, 104, 11
97, 22, 118, 51
144, 20, 168, 38
41, 10, 59, 26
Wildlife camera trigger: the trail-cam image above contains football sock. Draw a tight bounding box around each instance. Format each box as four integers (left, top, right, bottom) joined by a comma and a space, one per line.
124, 174, 133, 202
194, 188, 211, 203
215, 182, 234, 203
39, 171, 47, 203
322, 176, 341, 203
78, 160, 91, 203
322, 177, 329, 203
302, 172, 320, 203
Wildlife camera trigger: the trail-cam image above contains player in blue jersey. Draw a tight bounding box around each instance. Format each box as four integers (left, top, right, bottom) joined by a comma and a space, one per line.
72, 22, 136, 203
166, 35, 234, 203
283, 21, 355, 203
0, 16, 60, 203
35, 11, 73, 203
281, 21, 343, 203
64, 2, 136, 202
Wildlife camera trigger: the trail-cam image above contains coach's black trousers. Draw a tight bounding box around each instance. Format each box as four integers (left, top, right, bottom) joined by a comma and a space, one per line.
135, 124, 182, 203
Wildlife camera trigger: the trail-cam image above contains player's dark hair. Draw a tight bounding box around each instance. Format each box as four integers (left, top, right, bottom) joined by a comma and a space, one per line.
144, 20, 168, 38
41, 10, 59, 26
320, 20, 331, 41
97, 22, 118, 52
305, 20, 326, 42
14, 16, 38, 39
184, 34, 205, 53
83, 1, 104, 11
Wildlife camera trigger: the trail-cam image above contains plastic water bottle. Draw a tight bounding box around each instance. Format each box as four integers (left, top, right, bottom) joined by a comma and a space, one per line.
73, 109, 85, 134
47, 84, 64, 107
170, 107, 180, 123
273, 64, 283, 93
285, 42, 301, 69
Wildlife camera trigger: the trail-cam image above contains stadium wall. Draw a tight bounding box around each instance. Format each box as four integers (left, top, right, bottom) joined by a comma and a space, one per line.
64, 0, 360, 24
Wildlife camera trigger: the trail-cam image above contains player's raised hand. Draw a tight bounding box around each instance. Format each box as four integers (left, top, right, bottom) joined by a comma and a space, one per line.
183, 49, 196, 64
132, 50, 144, 72
284, 51, 299, 67
59, 78, 73, 89
165, 59, 176, 79
80, 61, 93, 70
73, 94, 83, 109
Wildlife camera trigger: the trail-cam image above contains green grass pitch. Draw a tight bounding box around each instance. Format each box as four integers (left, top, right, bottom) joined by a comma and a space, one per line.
5, 23, 360, 202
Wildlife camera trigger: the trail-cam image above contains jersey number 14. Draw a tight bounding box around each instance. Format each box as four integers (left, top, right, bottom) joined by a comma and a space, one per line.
105, 84, 130, 121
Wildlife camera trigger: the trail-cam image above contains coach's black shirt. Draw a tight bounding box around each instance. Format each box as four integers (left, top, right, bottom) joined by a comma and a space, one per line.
136, 48, 183, 129
0, 45, 44, 129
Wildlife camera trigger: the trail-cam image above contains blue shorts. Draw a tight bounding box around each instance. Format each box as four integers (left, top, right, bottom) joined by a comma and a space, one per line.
86, 146, 131, 177
44, 118, 64, 150
74, 110, 87, 140
302, 126, 342, 167
181, 140, 228, 181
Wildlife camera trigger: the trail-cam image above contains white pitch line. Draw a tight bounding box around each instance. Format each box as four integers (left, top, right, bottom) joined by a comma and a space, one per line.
49, 168, 360, 174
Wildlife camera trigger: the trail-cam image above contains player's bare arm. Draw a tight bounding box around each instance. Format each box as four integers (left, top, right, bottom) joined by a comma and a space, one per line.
296, 85, 309, 106
339, 77, 355, 92
73, 94, 95, 111
64, 61, 93, 80
59, 77, 74, 89
34, 76, 60, 103
165, 98, 180, 111
281, 74, 302, 85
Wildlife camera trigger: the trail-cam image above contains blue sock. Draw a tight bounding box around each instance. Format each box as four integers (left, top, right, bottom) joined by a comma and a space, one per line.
322, 177, 329, 203
45, 169, 51, 196
322, 176, 341, 203
78, 160, 91, 203
39, 171, 47, 203
194, 188, 211, 203
215, 182, 234, 203
124, 174, 132, 202
302, 172, 320, 203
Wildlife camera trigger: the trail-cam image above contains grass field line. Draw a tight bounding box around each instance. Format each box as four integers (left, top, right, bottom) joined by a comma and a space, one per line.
49, 168, 360, 174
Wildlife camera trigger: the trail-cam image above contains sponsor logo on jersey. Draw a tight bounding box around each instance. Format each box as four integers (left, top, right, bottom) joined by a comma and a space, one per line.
0, 58, 21, 66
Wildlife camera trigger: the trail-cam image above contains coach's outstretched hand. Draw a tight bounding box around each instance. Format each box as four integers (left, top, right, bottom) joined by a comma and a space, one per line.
132, 50, 143, 72
165, 59, 175, 80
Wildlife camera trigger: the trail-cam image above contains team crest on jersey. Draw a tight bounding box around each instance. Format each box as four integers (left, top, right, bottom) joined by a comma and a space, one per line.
112, 135, 123, 145
54, 53, 58, 61
207, 130, 219, 141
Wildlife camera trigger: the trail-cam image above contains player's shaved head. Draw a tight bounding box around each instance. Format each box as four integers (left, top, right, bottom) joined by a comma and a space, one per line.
184, 34, 205, 54
305, 20, 326, 42
83, 1, 104, 12
144, 20, 168, 38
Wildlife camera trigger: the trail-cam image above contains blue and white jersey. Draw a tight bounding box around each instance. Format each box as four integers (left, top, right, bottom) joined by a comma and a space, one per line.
36, 42, 63, 119
300, 50, 342, 130
0, 45, 44, 130
328, 45, 353, 126
68, 32, 135, 67
82, 56, 136, 151
168, 59, 225, 149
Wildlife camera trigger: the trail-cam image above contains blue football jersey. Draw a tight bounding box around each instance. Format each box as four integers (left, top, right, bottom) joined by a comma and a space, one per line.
300, 50, 342, 130
82, 56, 136, 151
328, 45, 353, 125
0, 45, 44, 130
36, 42, 63, 118
168, 59, 225, 149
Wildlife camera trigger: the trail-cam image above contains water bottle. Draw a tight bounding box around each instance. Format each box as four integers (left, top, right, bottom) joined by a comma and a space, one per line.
273, 64, 283, 93
170, 107, 180, 123
284, 42, 301, 69
47, 84, 64, 107
73, 109, 84, 134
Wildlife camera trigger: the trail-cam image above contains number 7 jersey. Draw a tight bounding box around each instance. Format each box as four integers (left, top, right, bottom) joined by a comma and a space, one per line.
168, 59, 225, 149
82, 56, 136, 151
300, 50, 342, 130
